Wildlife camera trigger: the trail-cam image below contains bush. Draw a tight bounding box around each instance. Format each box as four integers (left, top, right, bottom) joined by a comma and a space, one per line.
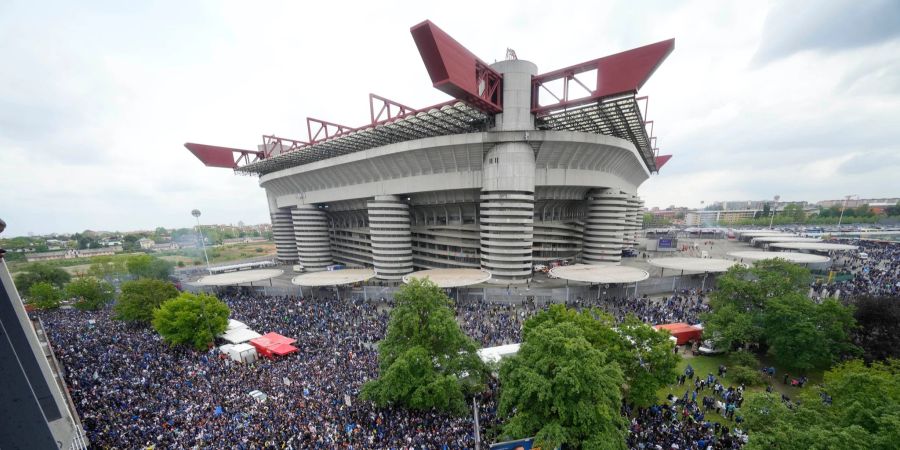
255, 247, 263, 253
729, 350, 759, 369
730, 365, 764, 386
176, 261, 185, 268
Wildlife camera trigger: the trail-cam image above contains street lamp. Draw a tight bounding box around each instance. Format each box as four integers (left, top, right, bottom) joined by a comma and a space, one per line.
769, 195, 780, 229
192, 209, 212, 275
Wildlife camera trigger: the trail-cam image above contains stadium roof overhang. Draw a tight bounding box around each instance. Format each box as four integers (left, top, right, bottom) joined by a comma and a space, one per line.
184, 21, 674, 176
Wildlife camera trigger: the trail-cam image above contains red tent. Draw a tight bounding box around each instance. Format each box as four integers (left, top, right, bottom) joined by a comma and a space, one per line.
654, 323, 703, 345
250, 332, 298, 359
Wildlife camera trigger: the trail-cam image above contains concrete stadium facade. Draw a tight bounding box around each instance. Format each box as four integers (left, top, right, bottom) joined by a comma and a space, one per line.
261, 60, 648, 284
187, 21, 674, 285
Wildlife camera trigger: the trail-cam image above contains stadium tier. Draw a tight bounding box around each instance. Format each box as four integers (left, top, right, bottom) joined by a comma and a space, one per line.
186, 21, 674, 284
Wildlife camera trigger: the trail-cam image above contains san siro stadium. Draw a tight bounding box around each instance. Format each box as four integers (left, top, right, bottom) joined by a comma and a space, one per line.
186, 21, 674, 285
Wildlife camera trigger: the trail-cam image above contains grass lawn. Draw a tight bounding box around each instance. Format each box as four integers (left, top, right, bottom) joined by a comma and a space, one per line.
158, 242, 276, 266
653, 350, 824, 425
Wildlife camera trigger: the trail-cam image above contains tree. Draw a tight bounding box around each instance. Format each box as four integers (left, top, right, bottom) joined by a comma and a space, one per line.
782, 203, 806, 222
360, 279, 487, 415
742, 359, 900, 450
87, 255, 128, 282
763, 295, 857, 372
126, 254, 174, 280
14, 263, 71, 293
852, 296, 900, 362
65, 277, 115, 311
152, 292, 230, 350
615, 316, 680, 406
522, 306, 677, 407
115, 279, 179, 324
885, 202, 900, 216
499, 313, 627, 449
702, 259, 811, 351
122, 234, 142, 252
27, 282, 64, 309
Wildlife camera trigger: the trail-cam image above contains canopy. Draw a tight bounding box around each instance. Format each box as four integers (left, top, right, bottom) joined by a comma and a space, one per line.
648, 257, 740, 273
292, 268, 375, 286
219, 327, 263, 344
477, 343, 521, 364
728, 251, 830, 264
196, 269, 284, 286
750, 236, 822, 244
769, 242, 859, 251
250, 332, 298, 358
402, 268, 492, 288
654, 323, 703, 345
548, 264, 649, 284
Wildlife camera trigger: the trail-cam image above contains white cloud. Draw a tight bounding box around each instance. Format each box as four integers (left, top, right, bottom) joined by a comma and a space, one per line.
1, 0, 898, 236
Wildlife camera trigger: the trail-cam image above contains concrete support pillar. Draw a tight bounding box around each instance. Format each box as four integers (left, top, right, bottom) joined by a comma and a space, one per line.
292, 205, 332, 271
271, 207, 298, 263
367, 195, 413, 280
582, 189, 628, 264
623, 194, 641, 248
480, 142, 535, 284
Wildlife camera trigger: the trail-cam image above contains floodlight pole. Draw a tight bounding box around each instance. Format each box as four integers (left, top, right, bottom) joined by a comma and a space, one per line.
192, 209, 212, 275
473, 396, 481, 450
837, 194, 856, 229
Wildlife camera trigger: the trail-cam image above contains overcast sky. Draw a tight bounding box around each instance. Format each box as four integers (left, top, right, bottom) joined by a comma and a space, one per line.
2, 0, 899, 237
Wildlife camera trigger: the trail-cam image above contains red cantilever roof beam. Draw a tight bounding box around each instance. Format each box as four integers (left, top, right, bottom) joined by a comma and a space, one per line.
532, 38, 674, 116
410, 20, 503, 114
184, 143, 263, 169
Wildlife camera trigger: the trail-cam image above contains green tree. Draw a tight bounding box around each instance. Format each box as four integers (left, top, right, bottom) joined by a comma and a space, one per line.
122, 234, 142, 252
616, 316, 680, 406
763, 294, 857, 372
27, 281, 64, 309
152, 292, 230, 350
702, 259, 811, 351
14, 263, 71, 292
126, 254, 174, 280
743, 359, 900, 450
852, 296, 900, 362
521, 305, 677, 407
782, 203, 806, 222
87, 255, 128, 282
499, 315, 627, 449
360, 279, 487, 415
65, 277, 115, 311
115, 279, 179, 324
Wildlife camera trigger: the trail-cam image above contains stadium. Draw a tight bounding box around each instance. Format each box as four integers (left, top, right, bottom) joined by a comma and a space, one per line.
186, 20, 674, 284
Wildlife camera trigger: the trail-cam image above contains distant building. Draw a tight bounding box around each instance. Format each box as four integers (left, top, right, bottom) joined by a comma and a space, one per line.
25, 246, 121, 262
138, 238, 155, 250
152, 242, 179, 252
686, 209, 759, 226
817, 197, 899, 208
222, 237, 267, 245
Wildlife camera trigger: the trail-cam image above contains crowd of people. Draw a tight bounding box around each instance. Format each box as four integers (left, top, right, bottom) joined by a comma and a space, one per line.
37, 285, 734, 449
812, 240, 900, 300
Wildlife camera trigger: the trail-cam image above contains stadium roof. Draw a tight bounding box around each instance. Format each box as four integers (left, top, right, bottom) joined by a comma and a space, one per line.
186, 20, 673, 176
234, 102, 489, 175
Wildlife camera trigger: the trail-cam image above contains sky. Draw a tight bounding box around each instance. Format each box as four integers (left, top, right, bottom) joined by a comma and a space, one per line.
1, 0, 899, 237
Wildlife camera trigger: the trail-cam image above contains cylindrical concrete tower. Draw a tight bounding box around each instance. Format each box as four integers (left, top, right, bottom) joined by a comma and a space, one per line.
292, 204, 333, 271
367, 195, 413, 280
271, 207, 298, 263
582, 189, 628, 264
623, 194, 641, 248
479, 59, 539, 284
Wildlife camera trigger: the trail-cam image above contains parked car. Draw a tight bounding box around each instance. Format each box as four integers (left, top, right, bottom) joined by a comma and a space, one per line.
621, 248, 638, 257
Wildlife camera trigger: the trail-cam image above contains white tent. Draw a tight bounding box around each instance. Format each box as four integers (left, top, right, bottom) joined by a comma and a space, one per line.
228, 343, 258, 364
477, 343, 521, 364
220, 327, 262, 344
